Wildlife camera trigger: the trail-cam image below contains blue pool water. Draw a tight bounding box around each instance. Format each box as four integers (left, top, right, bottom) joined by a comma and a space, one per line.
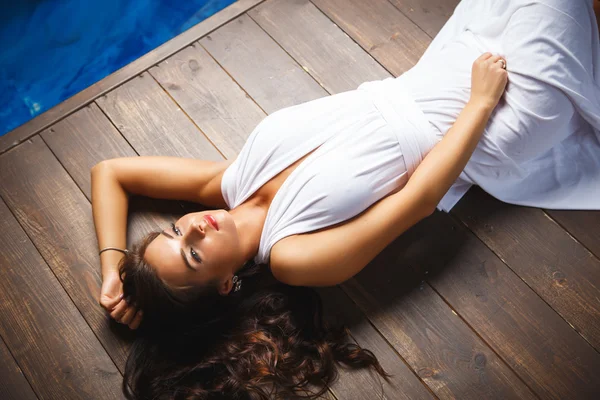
0, 0, 236, 136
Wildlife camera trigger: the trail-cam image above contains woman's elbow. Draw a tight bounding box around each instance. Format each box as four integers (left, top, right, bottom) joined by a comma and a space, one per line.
421, 201, 437, 218
92, 159, 110, 176
91, 159, 118, 181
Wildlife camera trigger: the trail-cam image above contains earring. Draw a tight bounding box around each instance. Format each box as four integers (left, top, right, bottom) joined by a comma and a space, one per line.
232, 275, 242, 292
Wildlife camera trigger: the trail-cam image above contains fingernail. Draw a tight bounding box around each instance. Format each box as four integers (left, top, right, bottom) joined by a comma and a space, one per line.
119, 293, 124, 299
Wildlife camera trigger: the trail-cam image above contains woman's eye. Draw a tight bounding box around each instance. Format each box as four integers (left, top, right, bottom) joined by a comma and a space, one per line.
171, 223, 182, 236
191, 248, 202, 263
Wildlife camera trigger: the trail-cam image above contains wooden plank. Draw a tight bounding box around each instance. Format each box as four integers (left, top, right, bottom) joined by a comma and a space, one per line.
406, 210, 600, 398
40, 102, 185, 245
311, 0, 431, 77
388, 0, 460, 38
0, 197, 124, 399
249, 0, 390, 94
200, 14, 328, 114
342, 253, 535, 399
41, 103, 137, 199
0, 0, 266, 156
0, 137, 130, 372
0, 336, 38, 400
96, 72, 224, 160
546, 210, 600, 261
149, 44, 266, 159
452, 188, 600, 352
318, 287, 434, 400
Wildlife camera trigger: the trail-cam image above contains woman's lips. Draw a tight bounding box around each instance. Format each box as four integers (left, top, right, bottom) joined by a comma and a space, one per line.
204, 215, 219, 231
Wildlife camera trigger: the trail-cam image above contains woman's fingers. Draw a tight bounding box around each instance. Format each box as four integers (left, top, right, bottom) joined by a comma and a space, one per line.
108, 297, 142, 327
99, 295, 121, 312
120, 305, 137, 325
110, 299, 128, 321
128, 310, 144, 330
477, 52, 494, 62
477, 53, 506, 69
487, 55, 506, 69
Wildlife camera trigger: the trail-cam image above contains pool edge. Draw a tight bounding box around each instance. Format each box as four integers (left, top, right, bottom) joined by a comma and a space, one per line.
0, 0, 265, 156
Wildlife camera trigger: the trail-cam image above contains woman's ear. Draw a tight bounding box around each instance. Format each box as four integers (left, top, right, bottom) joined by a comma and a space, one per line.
218, 276, 233, 296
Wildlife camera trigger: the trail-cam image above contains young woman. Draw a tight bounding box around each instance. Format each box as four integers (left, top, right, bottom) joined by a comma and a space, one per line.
92, 0, 600, 398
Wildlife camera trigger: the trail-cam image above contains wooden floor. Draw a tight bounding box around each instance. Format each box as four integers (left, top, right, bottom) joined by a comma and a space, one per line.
1, 0, 599, 399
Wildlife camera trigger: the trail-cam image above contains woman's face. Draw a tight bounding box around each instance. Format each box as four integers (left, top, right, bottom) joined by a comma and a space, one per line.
144, 210, 243, 294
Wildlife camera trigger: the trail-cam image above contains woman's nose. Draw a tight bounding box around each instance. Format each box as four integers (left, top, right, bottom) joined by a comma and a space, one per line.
189, 221, 205, 238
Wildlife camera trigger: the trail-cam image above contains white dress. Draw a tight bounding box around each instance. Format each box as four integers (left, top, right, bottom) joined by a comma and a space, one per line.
221, 0, 600, 265
221, 89, 436, 265
401, 0, 600, 211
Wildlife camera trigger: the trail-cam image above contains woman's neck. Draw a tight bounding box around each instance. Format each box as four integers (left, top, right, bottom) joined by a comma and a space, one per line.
229, 198, 269, 265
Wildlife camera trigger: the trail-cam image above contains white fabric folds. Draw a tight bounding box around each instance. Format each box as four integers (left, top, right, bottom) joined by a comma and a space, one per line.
221, 90, 411, 265
401, 0, 600, 211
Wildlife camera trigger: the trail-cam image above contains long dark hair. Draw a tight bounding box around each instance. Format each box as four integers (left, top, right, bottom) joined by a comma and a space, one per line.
118, 231, 391, 399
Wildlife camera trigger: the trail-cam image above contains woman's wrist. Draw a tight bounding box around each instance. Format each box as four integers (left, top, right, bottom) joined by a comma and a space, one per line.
102, 265, 120, 279
466, 98, 496, 117
101, 250, 125, 278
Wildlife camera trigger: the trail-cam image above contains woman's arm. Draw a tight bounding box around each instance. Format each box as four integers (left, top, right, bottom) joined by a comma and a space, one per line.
91, 156, 230, 326
271, 53, 508, 287
91, 156, 230, 276
91, 161, 130, 279
407, 52, 507, 211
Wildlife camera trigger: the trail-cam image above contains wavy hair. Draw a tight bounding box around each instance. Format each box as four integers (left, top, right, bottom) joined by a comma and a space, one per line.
118, 231, 390, 399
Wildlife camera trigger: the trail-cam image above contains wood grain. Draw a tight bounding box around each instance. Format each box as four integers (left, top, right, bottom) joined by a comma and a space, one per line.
41, 102, 186, 246
41, 103, 137, 199
250, 0, 390, 94
149, 44, 266, 159
317, 286, 434, 400
96, 73, 224, 160
0, 197, 124, 399
0, 137, 130, 372
0, 336, 38, 400
0, 0, 266, 156
201, 14, 328, 114
342, 252, 535, 399
452, 188, 600, 353
546, 209, 600, 261
311, 0, 431, 77
388, 0, 460, 38
407, 210, 600, 398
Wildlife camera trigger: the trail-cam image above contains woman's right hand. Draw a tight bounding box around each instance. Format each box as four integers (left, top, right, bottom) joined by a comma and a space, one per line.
469, 52, 508, 111
100, 270, 143, 329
